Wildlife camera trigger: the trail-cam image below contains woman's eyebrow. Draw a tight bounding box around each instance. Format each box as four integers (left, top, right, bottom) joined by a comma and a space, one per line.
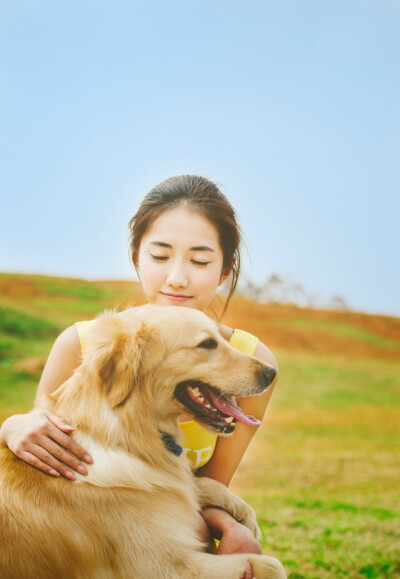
149, 241, 215, 252
190, 246, 215, 252
149, 241, 171, 248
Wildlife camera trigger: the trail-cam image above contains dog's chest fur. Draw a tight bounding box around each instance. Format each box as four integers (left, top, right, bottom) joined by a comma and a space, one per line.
0, 445, 204, 578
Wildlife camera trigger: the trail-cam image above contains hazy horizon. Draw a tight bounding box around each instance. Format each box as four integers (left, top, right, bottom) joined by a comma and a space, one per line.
1, 269, 397, 319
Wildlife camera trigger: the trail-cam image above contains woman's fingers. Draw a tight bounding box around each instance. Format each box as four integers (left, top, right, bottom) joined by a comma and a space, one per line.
21, 443, 76, 480
17, 447, 61, 478
36, 434, 89, 479
45, 421, 93, 465
18, 416, 93, 479
4, 411, 93, 478
45, 411, 75, 433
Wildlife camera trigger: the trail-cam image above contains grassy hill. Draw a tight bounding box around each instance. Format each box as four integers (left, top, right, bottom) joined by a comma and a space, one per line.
1, 272, 399, 578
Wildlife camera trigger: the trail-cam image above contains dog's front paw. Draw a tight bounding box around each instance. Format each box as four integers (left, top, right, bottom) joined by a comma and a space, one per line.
248, 554, 287, 579
233, 497, 262, 541
196, 476, 262, 541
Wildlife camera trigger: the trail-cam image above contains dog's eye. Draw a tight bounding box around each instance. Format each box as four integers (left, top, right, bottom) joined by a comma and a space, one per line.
197, 338, 218, 350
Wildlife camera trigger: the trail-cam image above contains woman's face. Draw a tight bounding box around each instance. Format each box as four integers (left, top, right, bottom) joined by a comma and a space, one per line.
136, 207, 230, 311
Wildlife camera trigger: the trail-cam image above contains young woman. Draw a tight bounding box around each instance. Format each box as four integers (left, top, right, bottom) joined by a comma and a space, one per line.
0, 175, 278, 577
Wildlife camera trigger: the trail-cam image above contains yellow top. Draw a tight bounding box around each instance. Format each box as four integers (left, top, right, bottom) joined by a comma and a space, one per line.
75, 321, 259, 471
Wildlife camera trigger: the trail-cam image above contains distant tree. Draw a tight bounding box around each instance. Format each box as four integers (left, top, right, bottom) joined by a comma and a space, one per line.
329, 295, 349, 311
236, 272, 350, 311
285, 283, 309, 307
238, 278, 262, 301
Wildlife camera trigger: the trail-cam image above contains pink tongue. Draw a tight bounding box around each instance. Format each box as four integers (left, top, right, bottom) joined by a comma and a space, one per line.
207, 389, 261, 427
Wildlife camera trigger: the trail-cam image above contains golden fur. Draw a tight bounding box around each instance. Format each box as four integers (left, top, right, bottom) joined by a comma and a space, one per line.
0, 305, 286, 578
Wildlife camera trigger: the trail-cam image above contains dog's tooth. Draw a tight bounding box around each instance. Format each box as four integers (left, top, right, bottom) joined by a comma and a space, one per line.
191, 387, 201, 397
224, 416, 234, 424
198, 396, 205, 404
205, 403, 211, 409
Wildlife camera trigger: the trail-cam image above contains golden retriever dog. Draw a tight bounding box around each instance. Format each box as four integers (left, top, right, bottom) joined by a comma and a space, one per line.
0, 305, 286, 578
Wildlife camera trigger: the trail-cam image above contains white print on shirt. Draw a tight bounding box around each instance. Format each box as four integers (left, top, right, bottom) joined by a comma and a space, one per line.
182, 446, 212, 469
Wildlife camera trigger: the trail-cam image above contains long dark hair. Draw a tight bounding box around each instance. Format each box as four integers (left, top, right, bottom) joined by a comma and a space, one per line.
128, 175, 242, 317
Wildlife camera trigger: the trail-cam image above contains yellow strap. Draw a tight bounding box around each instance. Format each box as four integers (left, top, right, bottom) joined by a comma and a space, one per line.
76, 320, 96, 354
229, 329, 259, 355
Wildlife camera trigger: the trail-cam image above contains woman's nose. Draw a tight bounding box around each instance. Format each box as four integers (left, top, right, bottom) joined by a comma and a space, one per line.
166, 263, 189, 288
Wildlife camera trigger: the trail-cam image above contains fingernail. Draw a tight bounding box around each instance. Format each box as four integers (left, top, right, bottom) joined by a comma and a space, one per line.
77, 464, 88, 475
65, 470, 76, 480
49, 469, 60, 477
84, 454, 93, 463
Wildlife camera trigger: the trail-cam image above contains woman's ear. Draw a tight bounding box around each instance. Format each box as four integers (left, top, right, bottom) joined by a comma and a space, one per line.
219, 267, 232, 286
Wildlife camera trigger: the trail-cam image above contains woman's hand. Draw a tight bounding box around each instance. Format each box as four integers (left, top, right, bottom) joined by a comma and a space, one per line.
216, 519, 262, 555
217, 519, 261, 579
201, 507, 262, 579
0, 411, 93, 480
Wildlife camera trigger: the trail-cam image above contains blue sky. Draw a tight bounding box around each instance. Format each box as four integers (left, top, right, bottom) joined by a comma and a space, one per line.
1, 0, 399, 315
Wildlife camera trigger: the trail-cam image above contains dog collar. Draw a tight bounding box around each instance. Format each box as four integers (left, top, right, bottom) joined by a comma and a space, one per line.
159, 431, 183, 456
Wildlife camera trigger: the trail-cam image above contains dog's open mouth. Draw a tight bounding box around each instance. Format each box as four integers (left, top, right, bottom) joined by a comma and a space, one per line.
174, 380, 261, 434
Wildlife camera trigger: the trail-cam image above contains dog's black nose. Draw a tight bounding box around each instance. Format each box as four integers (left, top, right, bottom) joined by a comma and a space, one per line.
258, 365, 277, 388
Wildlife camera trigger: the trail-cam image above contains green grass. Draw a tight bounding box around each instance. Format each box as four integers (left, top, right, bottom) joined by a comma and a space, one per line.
251, 493, 400, 578
275, 351, 400, 409
0, 305, 59, 340
34, 280, 115, 300
0, 368, 38, 411
253, 494, 399, 578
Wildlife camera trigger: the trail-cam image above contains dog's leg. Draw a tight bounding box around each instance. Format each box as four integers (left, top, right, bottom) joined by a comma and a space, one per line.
189, 551, 286, 579
196, 476, 262, 541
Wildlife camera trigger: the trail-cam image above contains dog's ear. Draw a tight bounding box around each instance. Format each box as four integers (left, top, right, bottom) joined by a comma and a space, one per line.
85, 312, 164, 408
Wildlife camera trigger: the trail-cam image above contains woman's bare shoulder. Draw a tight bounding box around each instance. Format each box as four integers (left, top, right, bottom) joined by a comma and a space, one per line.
218, 323, 235, 342
57, 324, 81, 348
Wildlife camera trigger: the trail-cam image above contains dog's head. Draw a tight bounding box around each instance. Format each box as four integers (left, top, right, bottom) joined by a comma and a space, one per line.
79, 305, 276, 437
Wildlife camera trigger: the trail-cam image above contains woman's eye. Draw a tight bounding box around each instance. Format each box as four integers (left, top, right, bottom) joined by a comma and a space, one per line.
150, 255, 168, 261
192, 260, 210, 266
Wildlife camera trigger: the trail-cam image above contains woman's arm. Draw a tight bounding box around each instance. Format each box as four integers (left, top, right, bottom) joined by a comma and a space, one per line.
197, 333, 279, 486
0, 326, 92, 479
35, 325, 82, 401
196, 330, 278, 565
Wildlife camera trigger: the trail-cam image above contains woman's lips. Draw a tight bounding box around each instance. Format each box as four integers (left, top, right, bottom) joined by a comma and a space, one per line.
160, 292, 193, 302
